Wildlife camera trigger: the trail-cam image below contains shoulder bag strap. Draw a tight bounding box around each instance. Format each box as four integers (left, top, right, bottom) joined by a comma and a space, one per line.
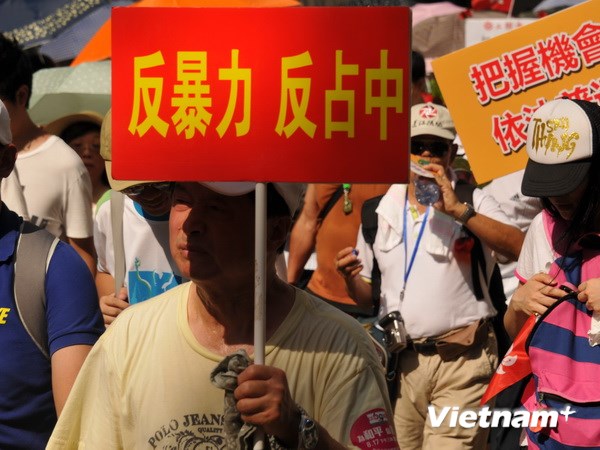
14, 221, 59, 360
111, 190, 126, 294
317, 185, 344, 222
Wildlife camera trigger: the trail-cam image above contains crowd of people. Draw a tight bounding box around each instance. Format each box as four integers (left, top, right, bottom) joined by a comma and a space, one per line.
0, 27, 599, 450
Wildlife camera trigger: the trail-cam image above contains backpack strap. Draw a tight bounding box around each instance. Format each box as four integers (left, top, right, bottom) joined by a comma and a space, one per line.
454, 181, 507, 302
317, 185, 344, 223
361, 195, 385, 315
13, 221, 59, 360
454, 180, 488, 300
111, 190, 126, 293
455, 180, 512, 356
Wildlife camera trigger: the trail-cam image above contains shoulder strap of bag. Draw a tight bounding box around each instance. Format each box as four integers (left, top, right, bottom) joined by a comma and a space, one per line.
361, 195, 385, 315
454, 180, 507, 301
14, 221, 59, 360
455, 180, 512, 355
111, 190, 126, 293
317, 185, 344, 222
454, 180, 487, 300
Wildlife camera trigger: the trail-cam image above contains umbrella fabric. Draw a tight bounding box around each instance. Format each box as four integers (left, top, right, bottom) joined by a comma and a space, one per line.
411, 1, 466, 26
0, 0, 70, 30
413, 12, 466, 61
28, 60, 111, 126
39, 0, 134, 64
71, 0, 300, 66
2, 0, 109, 49
533, 0, 583, 12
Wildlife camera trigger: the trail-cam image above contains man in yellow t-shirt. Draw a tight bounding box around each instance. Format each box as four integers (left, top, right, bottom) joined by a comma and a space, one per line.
48, 182, 398, 450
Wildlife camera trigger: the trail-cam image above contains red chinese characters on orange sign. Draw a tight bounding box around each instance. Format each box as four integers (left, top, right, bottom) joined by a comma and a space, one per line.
468, 22, 600, 106
112, 7, 411, 183
467, 21, 600, 155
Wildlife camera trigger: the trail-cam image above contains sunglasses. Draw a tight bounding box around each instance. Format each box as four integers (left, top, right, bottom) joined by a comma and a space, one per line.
121, 182, 172, 196
410, 140, 450, 157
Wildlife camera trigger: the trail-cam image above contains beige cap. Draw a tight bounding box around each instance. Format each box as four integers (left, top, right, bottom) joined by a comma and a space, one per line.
100, 109, 148, 192
411, 103, 455, 140
44, 111, 103, 137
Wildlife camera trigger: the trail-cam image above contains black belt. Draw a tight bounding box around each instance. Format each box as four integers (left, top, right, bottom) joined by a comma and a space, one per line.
409, 339, 438, 355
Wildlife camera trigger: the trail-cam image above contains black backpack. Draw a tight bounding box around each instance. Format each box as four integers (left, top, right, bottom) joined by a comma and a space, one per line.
360, 181, 510, 357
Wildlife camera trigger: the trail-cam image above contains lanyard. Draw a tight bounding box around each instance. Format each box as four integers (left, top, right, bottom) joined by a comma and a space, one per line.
401, 194, 430, 300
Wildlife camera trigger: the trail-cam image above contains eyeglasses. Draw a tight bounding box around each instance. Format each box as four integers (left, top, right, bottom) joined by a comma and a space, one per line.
410, 140, 450, 157
121, 182, 172, 196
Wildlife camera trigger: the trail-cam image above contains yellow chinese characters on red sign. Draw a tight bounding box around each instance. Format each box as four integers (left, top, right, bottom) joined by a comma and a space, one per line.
112, 7, 411, 183
432, 0, 600, 184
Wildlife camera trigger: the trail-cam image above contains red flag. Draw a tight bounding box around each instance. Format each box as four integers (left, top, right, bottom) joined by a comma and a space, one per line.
470, 0, 514, 13
481, 314, 537, 405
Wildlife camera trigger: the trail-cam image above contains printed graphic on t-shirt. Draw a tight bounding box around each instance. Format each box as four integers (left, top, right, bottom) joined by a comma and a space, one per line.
350, 408, 399, 449
147, 413, 225, 449
127, 258, 182, 304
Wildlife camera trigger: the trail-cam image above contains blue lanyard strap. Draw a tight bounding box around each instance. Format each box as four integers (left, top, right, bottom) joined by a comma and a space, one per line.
403, 196, 430, 286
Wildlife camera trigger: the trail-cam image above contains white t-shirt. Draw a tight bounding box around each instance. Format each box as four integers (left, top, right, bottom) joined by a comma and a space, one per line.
47, 285, 397, 450
514, 211, 554, 284
1, 135, 92, 239
0, 167, 29, 221
94, 191, 184, 303
482, 170, 542, 299
357, 182, 516, 339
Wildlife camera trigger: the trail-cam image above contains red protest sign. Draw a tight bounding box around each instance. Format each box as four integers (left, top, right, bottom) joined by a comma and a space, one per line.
111, 7, 411, 183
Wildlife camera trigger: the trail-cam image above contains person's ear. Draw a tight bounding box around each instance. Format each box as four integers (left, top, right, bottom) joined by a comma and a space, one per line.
448, 142, 458, 164
15, 85, 30, 108
0, 144, 17, 178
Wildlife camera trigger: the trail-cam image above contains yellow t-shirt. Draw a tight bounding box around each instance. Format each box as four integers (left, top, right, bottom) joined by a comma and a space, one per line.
47, 283, 397, 449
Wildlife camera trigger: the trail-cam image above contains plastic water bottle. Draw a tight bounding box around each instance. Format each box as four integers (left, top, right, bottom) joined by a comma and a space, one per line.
414, 178, 440, 206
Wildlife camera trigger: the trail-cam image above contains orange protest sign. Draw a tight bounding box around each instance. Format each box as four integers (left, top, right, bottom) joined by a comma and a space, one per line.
111, 7, 411, 183
432, 0, 600, 184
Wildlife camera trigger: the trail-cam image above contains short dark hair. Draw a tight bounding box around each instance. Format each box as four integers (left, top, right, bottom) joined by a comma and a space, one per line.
0, 34, 33, 105
60, 121, 101, 145
412, 50, 426, 83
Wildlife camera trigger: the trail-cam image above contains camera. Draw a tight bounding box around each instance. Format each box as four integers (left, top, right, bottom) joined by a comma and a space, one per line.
378, 311, 408, 353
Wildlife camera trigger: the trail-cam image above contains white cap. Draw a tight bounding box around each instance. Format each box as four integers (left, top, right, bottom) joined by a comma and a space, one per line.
411, 103, 455, 140
0, 100, 12, 146
200, 182, 305, 217
522, 98, 598, 197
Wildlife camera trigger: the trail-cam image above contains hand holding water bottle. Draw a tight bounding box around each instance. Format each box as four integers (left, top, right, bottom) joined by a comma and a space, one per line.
412, 161, 465, 218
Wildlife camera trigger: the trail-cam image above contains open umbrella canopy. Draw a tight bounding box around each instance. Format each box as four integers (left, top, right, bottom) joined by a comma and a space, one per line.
71, 0, 300, 66
39, 0, 134, 64
28, 60, 111, 126
1, 0, 117, 49
0, 0, 71, 30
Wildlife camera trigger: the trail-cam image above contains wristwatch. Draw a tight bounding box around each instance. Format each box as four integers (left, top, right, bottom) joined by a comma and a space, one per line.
298, 405, 319, 449
458, 202, 476, 224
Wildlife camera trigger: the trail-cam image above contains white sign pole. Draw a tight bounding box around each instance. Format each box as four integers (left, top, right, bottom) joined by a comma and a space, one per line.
253, 182, 267, 450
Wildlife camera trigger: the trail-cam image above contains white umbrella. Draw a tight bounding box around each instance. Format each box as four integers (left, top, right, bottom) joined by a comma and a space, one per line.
28, 60, 111, 126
